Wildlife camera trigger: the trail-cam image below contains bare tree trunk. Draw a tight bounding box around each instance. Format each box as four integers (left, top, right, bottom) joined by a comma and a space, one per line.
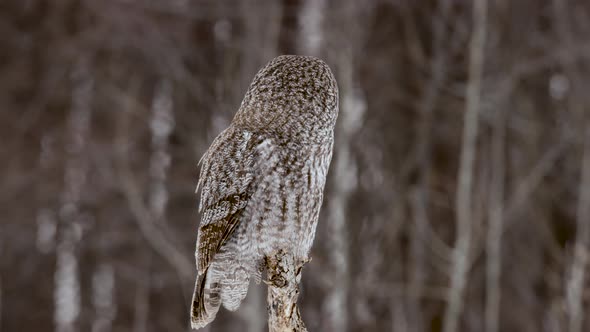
115, 88, 193, 283
36, 134, 58, 254
149, 80, 174, 223
133, 276, 150, 332
322, 2, 370, 330
55, 58, 93, 332
266, 251, 307, 332
323, 61, 356, 332
298, 0, 326, 56
544, 301, 564, 332
133, 79, 175, 332
443, 1, 488, 331
277, 0, 302, 54
0, 274, 2, 332
485, 104, 506, 332
91, 264, 116, 332
565, 125, 590, 332
410, 3, 451, 329
552, 2, 590, 331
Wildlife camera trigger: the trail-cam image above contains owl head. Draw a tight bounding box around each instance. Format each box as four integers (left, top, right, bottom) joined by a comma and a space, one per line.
233, 55, 339, 143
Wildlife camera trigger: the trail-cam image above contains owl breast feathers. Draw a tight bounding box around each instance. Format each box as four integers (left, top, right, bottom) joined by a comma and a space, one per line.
190, 55, 338, 329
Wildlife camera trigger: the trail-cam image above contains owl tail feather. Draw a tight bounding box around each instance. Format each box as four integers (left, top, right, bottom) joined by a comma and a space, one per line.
190, 267, 221, 330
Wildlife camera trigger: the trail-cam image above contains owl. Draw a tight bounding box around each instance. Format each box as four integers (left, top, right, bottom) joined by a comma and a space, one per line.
190, 55, 338, 329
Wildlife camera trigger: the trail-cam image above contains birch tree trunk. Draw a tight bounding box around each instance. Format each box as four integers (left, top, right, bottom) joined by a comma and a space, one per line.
149, 80, 174, 224
55, 58, 93, 332
298, 0, 326, 56
91, 264, 116, 332
37, 134, 58, 255
322, 2, 370, 330
133, 79, 175, 332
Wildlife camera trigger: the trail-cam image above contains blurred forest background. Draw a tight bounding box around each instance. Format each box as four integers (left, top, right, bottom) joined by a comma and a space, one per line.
2, 0, 590, 331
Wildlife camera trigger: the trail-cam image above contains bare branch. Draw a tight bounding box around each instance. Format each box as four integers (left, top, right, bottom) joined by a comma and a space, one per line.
114, 95, 193, 283
444, 1, 488, 331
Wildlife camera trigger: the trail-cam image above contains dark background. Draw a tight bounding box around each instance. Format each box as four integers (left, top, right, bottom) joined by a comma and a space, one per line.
2, 0, 590, 331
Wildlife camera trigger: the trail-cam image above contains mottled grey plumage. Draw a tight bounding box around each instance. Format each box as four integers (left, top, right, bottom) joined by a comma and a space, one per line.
190, 55, 338, 329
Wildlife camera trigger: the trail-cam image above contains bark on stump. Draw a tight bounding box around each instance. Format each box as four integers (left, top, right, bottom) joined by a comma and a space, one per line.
266, 250, 308, 332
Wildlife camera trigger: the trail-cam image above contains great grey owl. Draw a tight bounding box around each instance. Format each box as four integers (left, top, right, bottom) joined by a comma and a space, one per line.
190, 55, 338, 329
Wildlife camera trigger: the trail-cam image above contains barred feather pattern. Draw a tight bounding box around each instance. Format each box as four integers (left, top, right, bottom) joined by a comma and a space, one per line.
190, 55, 338, 329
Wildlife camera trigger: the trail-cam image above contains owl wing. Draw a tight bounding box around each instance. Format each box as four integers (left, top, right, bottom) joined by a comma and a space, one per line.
196, 128, 258, 274
191, 128, 277, 329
